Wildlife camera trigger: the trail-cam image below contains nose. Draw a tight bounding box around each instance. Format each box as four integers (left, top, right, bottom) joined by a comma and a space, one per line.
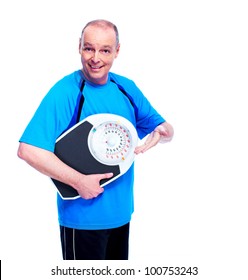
91, 51, 100, 63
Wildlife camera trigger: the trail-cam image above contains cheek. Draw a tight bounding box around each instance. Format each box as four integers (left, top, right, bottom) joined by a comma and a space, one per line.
80, 55, 88, 65
105, 56, 116, 66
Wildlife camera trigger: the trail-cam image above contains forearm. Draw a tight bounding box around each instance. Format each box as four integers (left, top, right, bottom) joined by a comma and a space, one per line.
17, 142, 84, 190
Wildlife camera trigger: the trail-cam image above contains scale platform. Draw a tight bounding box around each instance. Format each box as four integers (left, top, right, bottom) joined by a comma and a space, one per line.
52, 113, 138, 199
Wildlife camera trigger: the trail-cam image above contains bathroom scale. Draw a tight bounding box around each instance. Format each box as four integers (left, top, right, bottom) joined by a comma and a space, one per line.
51, 113, 138, 200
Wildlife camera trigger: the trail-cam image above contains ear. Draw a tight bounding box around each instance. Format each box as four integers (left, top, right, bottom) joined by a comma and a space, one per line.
115, 43, 120, 58
78, 37, 82, 54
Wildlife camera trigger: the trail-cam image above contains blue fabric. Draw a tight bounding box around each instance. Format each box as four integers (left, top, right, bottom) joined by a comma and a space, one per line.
19, 70, 165, 229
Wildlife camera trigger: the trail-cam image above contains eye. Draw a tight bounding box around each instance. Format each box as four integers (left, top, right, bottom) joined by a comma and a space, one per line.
84, 47, 94, 52
101, 49, 111, 54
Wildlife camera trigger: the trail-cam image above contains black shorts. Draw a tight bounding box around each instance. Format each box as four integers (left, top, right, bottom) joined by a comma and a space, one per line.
60, 223, 130, 260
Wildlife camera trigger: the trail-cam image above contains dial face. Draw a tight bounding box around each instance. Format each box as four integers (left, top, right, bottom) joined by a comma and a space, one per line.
88, 121, 134, 165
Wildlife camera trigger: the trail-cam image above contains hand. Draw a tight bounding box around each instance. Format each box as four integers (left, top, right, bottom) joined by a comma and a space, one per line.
135, 131, 161, 154
134, 122, 174, 154
76, 172, 114, 199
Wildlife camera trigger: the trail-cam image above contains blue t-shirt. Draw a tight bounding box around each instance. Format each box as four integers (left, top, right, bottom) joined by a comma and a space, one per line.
20, 70, 165, 229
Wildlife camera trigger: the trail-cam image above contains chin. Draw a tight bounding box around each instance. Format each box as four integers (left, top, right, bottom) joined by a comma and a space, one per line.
91, 74, 108, 84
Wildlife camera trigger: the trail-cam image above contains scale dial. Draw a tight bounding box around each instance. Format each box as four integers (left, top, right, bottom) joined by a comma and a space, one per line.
88, 116, 136, 165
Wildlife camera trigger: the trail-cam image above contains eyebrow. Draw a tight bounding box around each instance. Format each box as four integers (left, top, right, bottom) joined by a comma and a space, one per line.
83, 42, 112, 49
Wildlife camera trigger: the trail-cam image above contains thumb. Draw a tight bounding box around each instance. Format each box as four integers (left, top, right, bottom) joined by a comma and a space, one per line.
99, 172, 114, 181
103, 172, 114, 179
98, 172, 114, 187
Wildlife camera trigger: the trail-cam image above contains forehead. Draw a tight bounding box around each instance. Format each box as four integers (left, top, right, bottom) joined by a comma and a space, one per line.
82, 25, 117, 47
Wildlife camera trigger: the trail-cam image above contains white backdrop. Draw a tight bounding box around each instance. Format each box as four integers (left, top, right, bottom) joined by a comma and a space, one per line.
0, 0, 247, 279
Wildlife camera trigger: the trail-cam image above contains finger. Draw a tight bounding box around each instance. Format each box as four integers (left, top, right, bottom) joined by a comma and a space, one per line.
105, 172, 114, 178
97, 172, 114, 189
135, 131, 160, 154
135, 143, 148, 154
135, 134, 154, 154
146, 131, 160, 146
134, 145, 143, 154
99, 172, 114, 180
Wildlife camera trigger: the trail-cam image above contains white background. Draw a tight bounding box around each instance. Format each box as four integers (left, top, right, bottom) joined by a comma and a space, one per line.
0, 0, 247, 279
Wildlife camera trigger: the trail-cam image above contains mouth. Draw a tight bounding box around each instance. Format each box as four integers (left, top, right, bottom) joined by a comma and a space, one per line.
89, 64, 103, 71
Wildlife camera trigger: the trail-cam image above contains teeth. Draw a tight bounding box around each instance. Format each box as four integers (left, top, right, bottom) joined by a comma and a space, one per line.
91, 66, 100, 69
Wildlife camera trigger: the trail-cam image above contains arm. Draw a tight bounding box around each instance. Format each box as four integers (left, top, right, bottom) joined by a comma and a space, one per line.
17, 143, 113, 199
135, 121, 174, 154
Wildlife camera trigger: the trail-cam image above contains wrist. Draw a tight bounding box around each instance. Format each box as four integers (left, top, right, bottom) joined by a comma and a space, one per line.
154, 124, 173, 143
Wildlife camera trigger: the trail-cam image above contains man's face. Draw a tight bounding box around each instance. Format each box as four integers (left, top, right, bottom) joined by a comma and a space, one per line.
79, 25, 120, 85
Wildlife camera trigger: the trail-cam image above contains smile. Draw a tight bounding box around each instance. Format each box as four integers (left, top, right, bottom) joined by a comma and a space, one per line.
90, 65, 103, 70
